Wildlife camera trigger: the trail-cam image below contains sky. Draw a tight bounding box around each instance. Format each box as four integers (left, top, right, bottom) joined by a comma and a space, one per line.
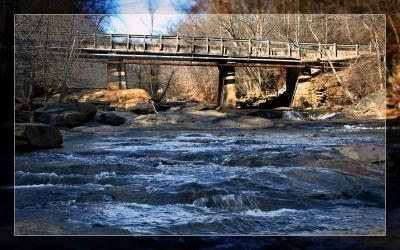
108, 0, 196, 34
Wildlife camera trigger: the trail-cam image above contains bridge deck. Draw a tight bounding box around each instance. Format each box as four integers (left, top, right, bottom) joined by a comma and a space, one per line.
16, 33, 375, 67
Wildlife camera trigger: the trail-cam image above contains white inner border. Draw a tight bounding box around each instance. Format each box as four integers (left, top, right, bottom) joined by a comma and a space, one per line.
13, 13, 387, 237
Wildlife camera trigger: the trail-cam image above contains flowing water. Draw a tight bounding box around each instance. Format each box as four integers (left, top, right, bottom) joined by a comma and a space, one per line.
14, 114, 385, 235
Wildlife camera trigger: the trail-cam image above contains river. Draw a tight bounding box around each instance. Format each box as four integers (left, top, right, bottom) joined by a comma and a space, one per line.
14, 111, 385, 235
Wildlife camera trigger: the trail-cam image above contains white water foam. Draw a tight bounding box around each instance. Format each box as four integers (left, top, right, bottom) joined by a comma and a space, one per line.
16, 171, 58, 177
241, 208, 299, 217
95, 171, 116, 180
342, 124, 385, 131
282, 110, 339, 120
310, 112, 339, 120
14, 183, 56, 188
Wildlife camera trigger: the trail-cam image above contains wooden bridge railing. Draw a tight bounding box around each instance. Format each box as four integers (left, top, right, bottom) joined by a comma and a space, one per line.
79, 33, 373, 59
23, 32, 374, 60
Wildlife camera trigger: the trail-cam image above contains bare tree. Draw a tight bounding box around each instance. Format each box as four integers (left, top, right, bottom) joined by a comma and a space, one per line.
15, 15, 111, 102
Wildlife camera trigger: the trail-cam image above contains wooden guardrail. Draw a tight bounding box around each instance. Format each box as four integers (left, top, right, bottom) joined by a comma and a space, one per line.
79, 33, 373, 59
17, 32, 374, 60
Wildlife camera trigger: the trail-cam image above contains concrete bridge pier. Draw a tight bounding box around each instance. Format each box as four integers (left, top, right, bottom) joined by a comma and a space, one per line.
217, 65, 236, 109
278, 67, 301, 106
107, 62, 127, 90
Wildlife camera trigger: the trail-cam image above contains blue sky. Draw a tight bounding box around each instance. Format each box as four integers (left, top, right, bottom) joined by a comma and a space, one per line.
108, 0, 196, 34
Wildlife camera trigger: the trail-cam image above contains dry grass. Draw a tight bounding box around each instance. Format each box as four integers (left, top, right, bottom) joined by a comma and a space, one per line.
65, 88, 151, 110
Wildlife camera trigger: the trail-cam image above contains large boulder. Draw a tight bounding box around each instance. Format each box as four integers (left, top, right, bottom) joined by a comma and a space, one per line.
99, 112, 126, 126
15, 123, 63, 150
342, 90, 385, 120
35, 102, 97, 119
130, 103, 156, 114
35, 102, 97, 127
38, 111, 88, 127
72, 102, 97, 118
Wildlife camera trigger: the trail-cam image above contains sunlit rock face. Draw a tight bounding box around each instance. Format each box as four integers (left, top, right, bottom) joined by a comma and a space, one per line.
65, 89, 151, 110
342, 89, 386, 120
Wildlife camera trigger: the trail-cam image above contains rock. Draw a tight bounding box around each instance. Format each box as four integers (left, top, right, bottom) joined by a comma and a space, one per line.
64, 89, 151, 110
213, 115, 274, 129
335, 144, 385, 163
169, 107, 183, 111
15, 123, 62, 150
99, 112, 126, 126
185, 110, 228, 118
342, 90, 385, 120
181, 103, 218, 112
252, 99, 267, 107
38, 111, 88, 127
89, 100, 111, 106
97, 105, 115, 112
73, 102, 97, 118
310, 68, 322, 76
311, 158, 383, 176
35, 102, 97, 127
291, 81, 313, 108
154, 103, 172, 111
35, 102, 97, 119
129, 103, 156, 114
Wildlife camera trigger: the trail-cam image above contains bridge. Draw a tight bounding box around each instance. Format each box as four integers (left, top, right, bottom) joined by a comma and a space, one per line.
17, 33, 375, 109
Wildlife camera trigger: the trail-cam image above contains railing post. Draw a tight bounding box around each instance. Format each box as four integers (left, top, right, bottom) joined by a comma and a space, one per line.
77, 32, 80, 48
356, 43, 359, 56
318, 43, 322, 58
287, 42, 291, 57
333, 42, 337, 57
176, 35, 179, 52
126, 34, 130, 50
159, 35, 163, 51
267, 40, 270, 56
220, 37, 224, 55
248, 39, 252, 55
143, 35, 147, 51
110, 34, 113, 50
192, 36, 195, 53
206, 36, 209, 54
93, 33, 96, 48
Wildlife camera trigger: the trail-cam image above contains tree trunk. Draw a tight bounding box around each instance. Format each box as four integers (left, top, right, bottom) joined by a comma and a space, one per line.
156, 70, 175, 102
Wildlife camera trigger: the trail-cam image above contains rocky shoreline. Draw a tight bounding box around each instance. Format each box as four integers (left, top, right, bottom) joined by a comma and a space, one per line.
15, 87, 386, 151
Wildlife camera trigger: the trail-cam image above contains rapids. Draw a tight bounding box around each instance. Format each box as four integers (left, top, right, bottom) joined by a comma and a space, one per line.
14, 114, 385, 235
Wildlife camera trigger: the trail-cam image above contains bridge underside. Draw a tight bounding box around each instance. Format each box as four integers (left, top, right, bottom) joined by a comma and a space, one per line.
73, 50, 359, 68
75, 51, 356, 106
44, 47, 375, 109
104, 59, 302, 109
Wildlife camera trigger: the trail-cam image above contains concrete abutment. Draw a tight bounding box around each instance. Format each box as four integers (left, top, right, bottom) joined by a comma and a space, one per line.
107, 62, 127, 90
218, 65, 236, 109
